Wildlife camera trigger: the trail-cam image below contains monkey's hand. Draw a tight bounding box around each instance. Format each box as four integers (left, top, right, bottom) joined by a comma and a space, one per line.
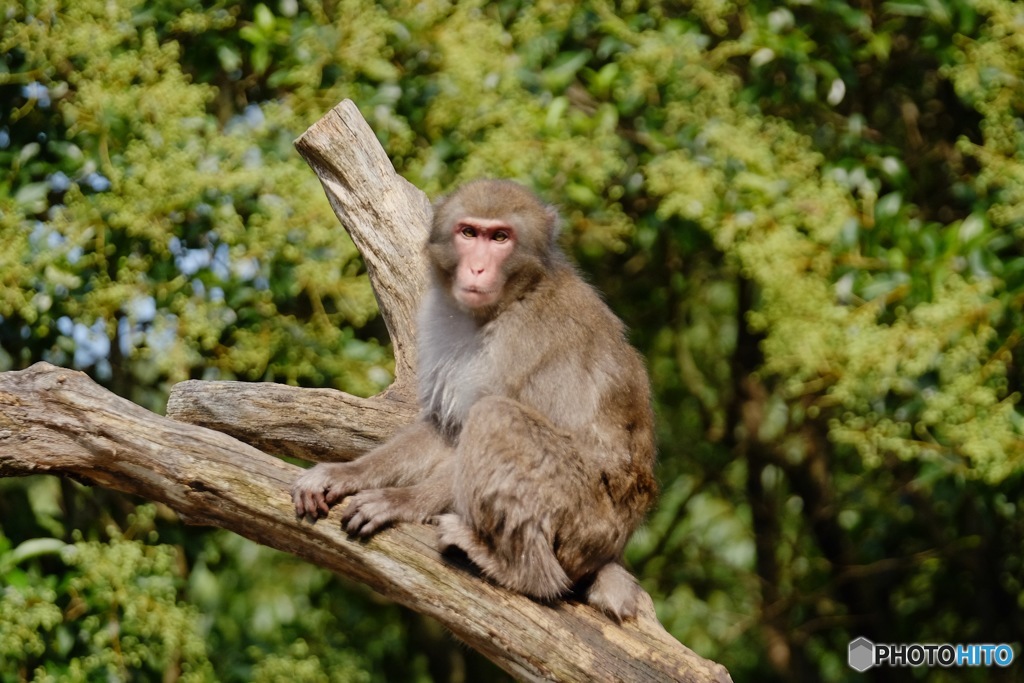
292, 463, 360, 520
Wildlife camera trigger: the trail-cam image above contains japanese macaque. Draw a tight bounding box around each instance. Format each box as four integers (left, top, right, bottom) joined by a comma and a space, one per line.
292, 179, 657, 620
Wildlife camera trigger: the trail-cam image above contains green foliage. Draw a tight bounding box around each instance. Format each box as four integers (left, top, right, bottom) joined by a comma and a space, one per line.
0, 502, 376, 682
249, 639, 367, 683
1, 0, 1023, 681
184, 530, 405, 682
0, 0, 390, 409
0, 506, 215, 681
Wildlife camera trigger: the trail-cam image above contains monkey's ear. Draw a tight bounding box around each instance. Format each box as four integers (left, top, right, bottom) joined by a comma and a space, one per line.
430, 193, 460, 243
545, 204, 563, 242
431, 194, 450, 218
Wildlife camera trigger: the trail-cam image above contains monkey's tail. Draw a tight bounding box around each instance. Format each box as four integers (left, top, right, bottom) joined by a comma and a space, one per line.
508, 531, 572, 601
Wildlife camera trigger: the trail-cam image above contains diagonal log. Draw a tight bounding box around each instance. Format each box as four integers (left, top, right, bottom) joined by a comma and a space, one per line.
0, 362, 730, 683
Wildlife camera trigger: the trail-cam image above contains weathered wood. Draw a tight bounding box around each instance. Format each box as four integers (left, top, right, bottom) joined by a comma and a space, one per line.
0, 363, 731, 683
166, 381, 417, 462
293, 99, 432, 402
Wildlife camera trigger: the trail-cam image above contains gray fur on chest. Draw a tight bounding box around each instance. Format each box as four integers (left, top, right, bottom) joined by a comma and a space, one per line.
416, 289, 490, 437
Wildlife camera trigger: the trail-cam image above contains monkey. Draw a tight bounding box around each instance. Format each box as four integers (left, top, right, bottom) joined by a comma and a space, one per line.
292, 179, 657, 621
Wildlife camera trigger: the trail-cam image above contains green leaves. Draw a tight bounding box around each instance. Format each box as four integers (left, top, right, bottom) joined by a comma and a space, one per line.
0, 0, 393, 403
239, 4, 283, 75
0, 508, 215, 682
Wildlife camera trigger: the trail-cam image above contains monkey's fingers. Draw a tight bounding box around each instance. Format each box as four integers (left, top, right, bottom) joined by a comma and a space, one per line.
311, 489, 331, 518
292, 485, 330, 519
324, 484, 353, 506
290, 487, 307, 516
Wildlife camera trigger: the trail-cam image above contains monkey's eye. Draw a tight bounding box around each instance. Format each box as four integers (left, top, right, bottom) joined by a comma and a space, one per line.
492, 231, 510, 243
459, 225, 477, 239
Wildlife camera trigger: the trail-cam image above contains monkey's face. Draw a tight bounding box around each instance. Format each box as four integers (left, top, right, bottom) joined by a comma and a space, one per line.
449, 218, 515, 310
428, 180, 556, 316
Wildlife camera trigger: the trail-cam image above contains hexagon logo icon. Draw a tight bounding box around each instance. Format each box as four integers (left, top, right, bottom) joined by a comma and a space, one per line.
848, 637, 875, 672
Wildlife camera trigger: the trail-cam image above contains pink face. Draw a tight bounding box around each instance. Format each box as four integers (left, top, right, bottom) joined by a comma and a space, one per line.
451, 217, 516, 310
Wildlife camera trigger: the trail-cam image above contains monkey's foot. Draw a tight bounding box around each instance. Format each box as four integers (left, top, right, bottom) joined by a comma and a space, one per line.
585, 562, 643, 622
436, 513, 475, 554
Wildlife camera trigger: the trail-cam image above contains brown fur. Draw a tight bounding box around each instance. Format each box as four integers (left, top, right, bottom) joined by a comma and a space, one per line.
292, 180, 657, 620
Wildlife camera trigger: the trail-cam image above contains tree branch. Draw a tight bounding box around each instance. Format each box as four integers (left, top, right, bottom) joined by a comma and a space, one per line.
292, 99, 431, 403
166, 100, 428, 459
166, 380, 417, 462
0, 363, 730, 682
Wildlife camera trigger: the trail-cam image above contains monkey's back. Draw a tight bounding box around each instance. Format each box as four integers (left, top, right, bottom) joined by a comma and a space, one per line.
484, 263, 656, 468
472, 263, 657, 576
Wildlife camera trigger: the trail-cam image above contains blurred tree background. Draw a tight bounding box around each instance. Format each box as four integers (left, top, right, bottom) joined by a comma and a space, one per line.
1, 0, 1022, 680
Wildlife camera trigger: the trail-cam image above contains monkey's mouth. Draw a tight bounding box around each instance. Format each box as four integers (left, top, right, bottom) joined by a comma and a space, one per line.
456, 286, 498, 309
